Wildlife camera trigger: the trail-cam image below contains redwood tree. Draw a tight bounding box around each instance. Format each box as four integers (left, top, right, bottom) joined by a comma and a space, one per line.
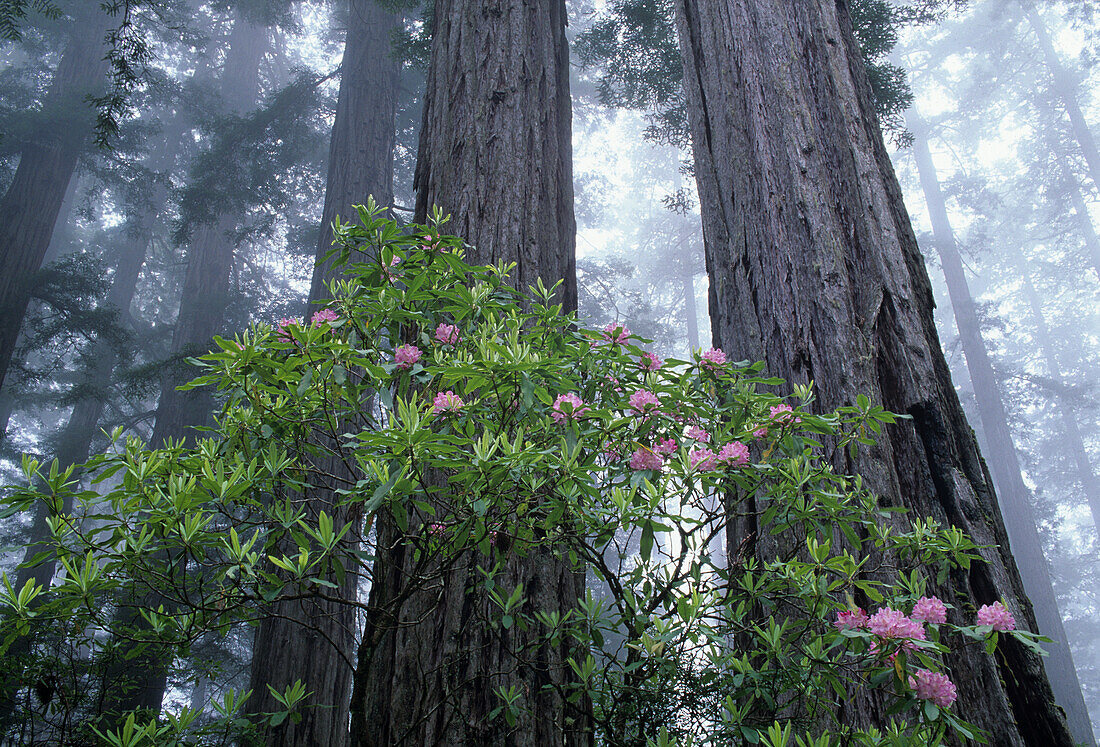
350, 0, 587, 743
0, 5, 111, 392
245, 2, 400, 744
673, 0, 1075, 743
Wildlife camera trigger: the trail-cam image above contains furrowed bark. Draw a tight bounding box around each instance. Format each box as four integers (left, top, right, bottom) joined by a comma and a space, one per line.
673, 0, 1073, 743
351, 0, 590, 744
245, 3, 399, 745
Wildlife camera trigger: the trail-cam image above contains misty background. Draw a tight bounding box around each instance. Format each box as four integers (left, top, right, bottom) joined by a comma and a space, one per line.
0, 0, 1097, 740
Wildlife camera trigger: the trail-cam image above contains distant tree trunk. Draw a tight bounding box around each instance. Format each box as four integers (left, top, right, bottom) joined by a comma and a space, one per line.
0, 173, 88, 447
305, 0, 400, 309
245, 3, 399, 745
0, 6, 111, 392
0, 214, 150, 732
910, 121, 1094, 745
98, 14, 269, 723
1019, 271, 1100, 530
148, 19, 268, 449
674, 0, 1074, 744
1058, 157, 1100, 281
1021, 0, 1100, 196
683, 270, 700, 351
351, 0, 589, 744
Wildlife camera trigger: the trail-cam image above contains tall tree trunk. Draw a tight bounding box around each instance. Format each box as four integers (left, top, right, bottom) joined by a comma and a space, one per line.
0, 208, 151, 733
148, 19, 268, 449
98, 15, 269, 723
1058, 155, 1100, 281
245, 3, 399, 746
910, 121, 1094, 745
351, 1, 589, 744
673, 0, 1074, 743
0, 6, 111, 392
1021, 0, 1100, 196
683, 269, 700, 351
0, 172, 86, 446
1019, 271, 1100, 530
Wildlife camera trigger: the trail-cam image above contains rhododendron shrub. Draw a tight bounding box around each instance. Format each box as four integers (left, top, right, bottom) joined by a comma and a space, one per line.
0, 206, 1049, 745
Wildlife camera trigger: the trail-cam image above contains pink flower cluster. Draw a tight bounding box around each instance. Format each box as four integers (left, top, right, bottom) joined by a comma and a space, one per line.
383, 255, 402, 281
976, 601, 1015, 631
432, 390, 464, 415
867, 607, 927, 642
701, 347, 726, 369
909, 669, 958, 708
395, 344, 421, 369
275, 317, 298, 342
654, 437, 678, 455
629, 447, 664, 471
770, 404, 801, 424
834, 607, 870, 630
639, 351, 663, 371
911, 596, 947, 624
603, 322, 632, 345
435, 322, 461, 346
311, 308, 339, 326
717, 441, 749, 467
629, 389, 661, 414
689, 447, 717, 472
552, 393, 589, 424
685, 426, 710, 442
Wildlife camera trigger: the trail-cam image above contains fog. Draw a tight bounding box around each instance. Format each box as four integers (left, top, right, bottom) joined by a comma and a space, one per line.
0, 0, 1096, 742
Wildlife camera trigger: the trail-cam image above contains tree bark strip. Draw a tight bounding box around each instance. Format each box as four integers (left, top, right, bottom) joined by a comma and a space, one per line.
352, 0, 589, 744
245, 3, 399, 745
0, 6, 112, 392
673, 0, 1073, 743
910, 121, 1094, 745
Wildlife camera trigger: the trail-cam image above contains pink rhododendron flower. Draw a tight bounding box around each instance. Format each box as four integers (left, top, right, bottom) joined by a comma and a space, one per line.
629, 447, 664, 471
834, 607, 869, 631
629, 389, 660, 414
383, 255, 403, 281
427, 523, 447, 537
639, 351, 663, 371
654, 437, 678, 455
909, 669, 958, 708
432, 390, 464, 415
602, 322, 631, 345
435, 322, 461, 346
911, 596, 947, 624
976, 601, 1015, 631
753, 426, 768, 439
276, 317, 299, 342
395, 344, 422, 369
685, 426, 710, 442
867, 607, 926, 641
701, 347, 726, 368
717, 441, 750, 467
689, 447, 717, 472
605, 375, 623, 393
311, 308, 339, 326
770, 404, 802, 424
551, 393, 589, 424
